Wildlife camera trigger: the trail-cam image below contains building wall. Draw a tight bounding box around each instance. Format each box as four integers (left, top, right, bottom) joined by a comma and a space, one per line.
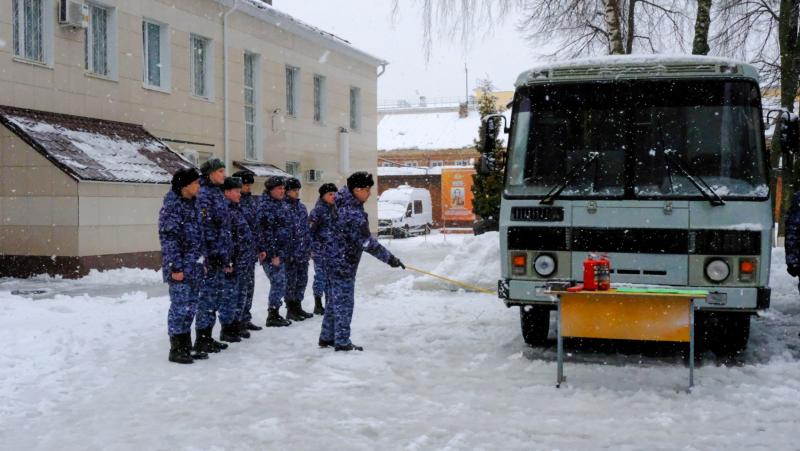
0, 0, 379, 215
379, 148, 479, 169
0, 129, 79, 257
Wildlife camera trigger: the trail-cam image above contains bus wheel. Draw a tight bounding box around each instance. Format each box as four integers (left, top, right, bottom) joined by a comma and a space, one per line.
520, 306, 550, 346
700, 312, 751, 357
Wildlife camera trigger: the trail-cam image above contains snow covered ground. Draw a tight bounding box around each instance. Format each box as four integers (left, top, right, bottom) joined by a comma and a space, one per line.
1, 232, 799, 450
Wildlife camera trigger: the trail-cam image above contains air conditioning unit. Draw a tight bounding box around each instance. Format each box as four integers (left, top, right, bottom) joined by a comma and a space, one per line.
305, 169, 323, 183
59, 1, 89, 29
180, 149, 199, 166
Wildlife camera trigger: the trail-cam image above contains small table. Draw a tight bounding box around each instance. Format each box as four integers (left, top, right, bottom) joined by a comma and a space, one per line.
551, 288, 707, 391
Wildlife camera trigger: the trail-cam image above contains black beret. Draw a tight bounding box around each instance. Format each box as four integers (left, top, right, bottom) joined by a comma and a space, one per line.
346, 171, 374, 191
264, 175, 286, 190
285, 177, 302, 191
318, 183, 337, 197
232, 170, 255, 185
171, 168, 201, 192
223, 176, 243, 190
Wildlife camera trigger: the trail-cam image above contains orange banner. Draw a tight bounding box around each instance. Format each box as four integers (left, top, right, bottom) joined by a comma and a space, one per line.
441, 167, 476, 222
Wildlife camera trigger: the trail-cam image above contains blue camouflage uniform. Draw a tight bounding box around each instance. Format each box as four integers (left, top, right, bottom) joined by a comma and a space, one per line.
285, 196, 312, 302
159, 190, 204, 336
258, 193, 291, 309
785, 192, 800, 290
219, 200, 255, 325
309, 198, 337, 301
238, 191, 259, 324
196, 177, 234, 330
320, 186, 396, 347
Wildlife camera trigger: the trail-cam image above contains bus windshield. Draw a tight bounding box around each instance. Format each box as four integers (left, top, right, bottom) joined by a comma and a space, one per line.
505, 79, 769, 200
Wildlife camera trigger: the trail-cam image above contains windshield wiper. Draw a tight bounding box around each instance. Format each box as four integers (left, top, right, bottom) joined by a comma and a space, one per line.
663, 149, 725, 206
540, 152, 600, 205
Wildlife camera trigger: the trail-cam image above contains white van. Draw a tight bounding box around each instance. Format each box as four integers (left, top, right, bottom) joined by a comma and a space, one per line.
378, 185, 433, 238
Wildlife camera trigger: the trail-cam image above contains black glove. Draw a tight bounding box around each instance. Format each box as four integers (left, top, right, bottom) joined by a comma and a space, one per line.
388, 256, 405, 269
789, 265, 800, 277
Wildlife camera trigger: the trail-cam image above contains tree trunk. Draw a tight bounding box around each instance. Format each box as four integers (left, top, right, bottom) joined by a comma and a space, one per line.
604, 0, 625, 54
692, 0, 713, 55
625, 0, 637, 54
777, 0, 800, 235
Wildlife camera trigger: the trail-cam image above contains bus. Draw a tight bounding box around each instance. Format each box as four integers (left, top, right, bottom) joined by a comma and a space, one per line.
482, 56, 790, 355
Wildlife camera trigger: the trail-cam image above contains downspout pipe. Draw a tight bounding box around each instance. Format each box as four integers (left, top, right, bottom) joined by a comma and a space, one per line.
223, 0, 240, 171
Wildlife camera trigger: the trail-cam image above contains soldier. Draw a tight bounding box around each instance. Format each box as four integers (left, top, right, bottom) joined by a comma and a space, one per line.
195, 158, 234, 353
320, 172, 405, 352
257, 176, 292, 327
159, 168, 208, 364
309, 183, 338, 315
284, 177, 314, 321
218, 176, 251, 343
233, 170, 261, 333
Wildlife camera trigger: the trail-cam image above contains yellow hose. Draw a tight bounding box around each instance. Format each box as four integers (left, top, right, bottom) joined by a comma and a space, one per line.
404, 265, 496, 295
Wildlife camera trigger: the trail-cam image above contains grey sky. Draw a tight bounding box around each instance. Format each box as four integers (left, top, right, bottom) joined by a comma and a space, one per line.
273, 1, 545, 103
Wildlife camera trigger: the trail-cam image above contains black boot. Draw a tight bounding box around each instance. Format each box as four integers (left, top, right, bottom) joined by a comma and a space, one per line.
194, 327, 228, 353
334, 343, 364, 352
246, 321, 262, 331
220, 322, 242, 343
285, 301, 307, 322
185, 333, 208, 360
314, 296, 325, 315
318, 338, 334, 348
266, 308, 292, 327
169, 335, 194, 364
238, 321, 251, 339
297, 300, 314, 319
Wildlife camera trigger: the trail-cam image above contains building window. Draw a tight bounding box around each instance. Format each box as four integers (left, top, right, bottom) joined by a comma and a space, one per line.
313, 74, 326, 123
13, 0, 53, 64
350, 86, 361, 130
286, 65, 299, 117
286, 161, 300, 177
430, 160, 444, 167
85, 3, 116, 78
190, 34, 212, 98
406, 161, 418, 168
380, 161, 393, 167
142, 19, 170, 89
244, 52, 261, 161
454, 159, 470, 166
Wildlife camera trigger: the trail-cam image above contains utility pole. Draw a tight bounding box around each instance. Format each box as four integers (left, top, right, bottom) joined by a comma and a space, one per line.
464, 63, 469, 105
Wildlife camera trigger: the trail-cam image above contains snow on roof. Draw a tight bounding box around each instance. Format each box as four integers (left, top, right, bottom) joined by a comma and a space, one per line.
0, 105, 192, 183
517, 54, 759, 86
379, 110, 508, 151
230, 0, 386, 67
233, 161, 291, 178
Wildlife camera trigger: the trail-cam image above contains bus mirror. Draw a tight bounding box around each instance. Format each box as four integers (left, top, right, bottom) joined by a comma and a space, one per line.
779, 112, 799, 154
481, 116, 498, 155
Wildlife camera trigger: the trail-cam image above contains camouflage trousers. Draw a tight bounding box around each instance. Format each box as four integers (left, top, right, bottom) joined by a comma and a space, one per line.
196, 266, 225, 330
218, 272, 240, 326
262, 261, 287, 310
312, 257, 327, 298
238, 263, 256, 323
319, 273, 356, 347
285, 258, 309, 301
167, 277, 200, 336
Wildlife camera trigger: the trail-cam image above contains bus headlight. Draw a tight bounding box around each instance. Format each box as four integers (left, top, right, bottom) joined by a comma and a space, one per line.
705, 259, 730, 283
533, 254, 557, 277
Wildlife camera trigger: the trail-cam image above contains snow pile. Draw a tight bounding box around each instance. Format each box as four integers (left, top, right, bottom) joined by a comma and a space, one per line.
411, 232, 500, 291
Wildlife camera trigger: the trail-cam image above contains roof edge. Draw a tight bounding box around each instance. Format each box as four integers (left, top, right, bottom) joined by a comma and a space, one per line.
217, 0, 387, 68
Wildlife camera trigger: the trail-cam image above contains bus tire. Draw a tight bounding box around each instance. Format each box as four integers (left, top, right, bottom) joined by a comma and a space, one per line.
700, 311, 751, 357
520, 306, 550, 346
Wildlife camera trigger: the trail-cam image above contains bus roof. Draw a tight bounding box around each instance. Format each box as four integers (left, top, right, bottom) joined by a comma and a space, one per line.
515, 54, 759, 86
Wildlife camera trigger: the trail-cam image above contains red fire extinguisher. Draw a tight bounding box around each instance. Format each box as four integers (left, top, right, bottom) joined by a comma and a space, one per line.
583, 253, 611, 291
